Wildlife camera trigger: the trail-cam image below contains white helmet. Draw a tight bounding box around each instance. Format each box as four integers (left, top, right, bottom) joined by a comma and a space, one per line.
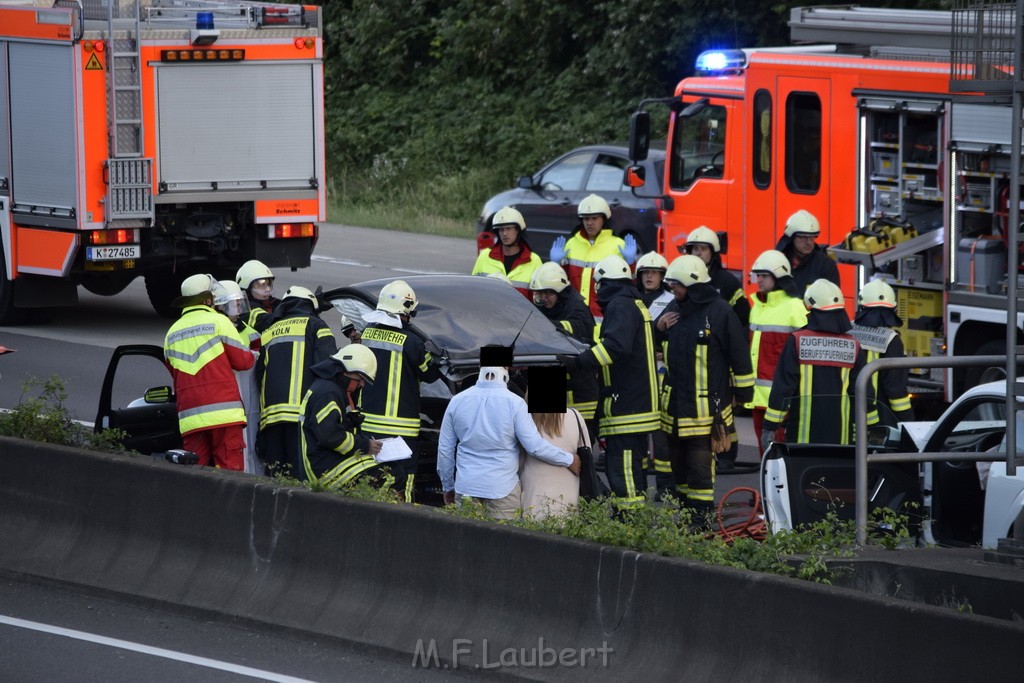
529, 261, 570, 292
784, 210, 821, 237
214, 279, 250, 317
751, 250, 791, 279
593, 254, 631, 283
664, 255, 711, 285
492, 206, 526, 232
685, 226, 721, 252
377, 280, 418, 315
332, 344, 377, 383
578, 194, 611, 219
235, 259, 274, 289
804, 279, 845, 311
858, 279, 897, 308
635, 252, 668, 273
284, 285, 318, 308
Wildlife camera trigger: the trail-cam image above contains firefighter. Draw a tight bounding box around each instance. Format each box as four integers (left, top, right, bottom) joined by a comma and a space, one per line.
340, 315, 362, 344
472, 206, 542, 299
636, 252, 673, 320
549, 194, 638, 319
558, 254, 658, 511
256, 285, 338, 478
163, 274, 255, 471
634, 251, 673, 494
762, 279, 876, 451
299, 344, 388, 488
655, 255, 754, 516
358, 279, 441, 502
528, 261, 598, 428
236, 259, 280, 332
213, 280, 263, 474
683, 226, 751, 469
850, 279, 915, 423
746, 249, 808, 447
775, 210, 840, 296
683, 226, 750, 328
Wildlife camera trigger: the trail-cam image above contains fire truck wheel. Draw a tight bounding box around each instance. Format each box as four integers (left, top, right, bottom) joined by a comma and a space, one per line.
0, 248, 30, 325
145, 272, 182, 319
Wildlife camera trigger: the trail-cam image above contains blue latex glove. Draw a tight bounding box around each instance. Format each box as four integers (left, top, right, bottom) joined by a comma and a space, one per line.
619, 234, 638, 264
549, 236, 567, 263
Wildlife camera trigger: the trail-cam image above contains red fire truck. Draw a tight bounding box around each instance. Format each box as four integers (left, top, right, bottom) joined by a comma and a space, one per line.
0, 0, 325, 322
628, 5, 1023, 402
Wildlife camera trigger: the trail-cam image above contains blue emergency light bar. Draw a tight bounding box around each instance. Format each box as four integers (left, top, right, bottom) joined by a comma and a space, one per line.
694, 49, 746, 74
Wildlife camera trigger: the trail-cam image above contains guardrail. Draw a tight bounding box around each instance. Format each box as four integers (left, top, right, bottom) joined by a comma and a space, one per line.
854, 354, 1024, 545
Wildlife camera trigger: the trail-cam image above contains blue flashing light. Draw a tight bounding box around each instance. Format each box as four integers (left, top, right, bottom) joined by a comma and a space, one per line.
694, 49, 746, 74
196, 12, 214, 30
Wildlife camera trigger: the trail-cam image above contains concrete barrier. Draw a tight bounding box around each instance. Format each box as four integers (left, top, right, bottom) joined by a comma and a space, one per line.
1, 436, 1022, 680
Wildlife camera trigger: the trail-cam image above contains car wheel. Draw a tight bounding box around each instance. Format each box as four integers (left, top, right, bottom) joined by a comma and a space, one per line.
964, 340, 1019, 391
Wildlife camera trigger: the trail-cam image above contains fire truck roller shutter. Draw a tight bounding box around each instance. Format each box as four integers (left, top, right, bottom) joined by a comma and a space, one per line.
156, 63, 316, 192
0, 42, 9, 198
8, 42, 77, 221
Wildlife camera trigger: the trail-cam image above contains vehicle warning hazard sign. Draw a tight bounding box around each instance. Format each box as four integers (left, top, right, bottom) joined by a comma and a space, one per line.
85, 54, 103, 70
797, 333, 857, 367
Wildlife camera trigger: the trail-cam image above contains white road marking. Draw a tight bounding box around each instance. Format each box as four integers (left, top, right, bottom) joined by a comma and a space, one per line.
311, 255, 371, 268
311, 255, 460, 276
0, 615, 318, 683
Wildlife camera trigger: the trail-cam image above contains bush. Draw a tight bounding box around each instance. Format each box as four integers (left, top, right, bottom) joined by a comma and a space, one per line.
0, 375, 132, 455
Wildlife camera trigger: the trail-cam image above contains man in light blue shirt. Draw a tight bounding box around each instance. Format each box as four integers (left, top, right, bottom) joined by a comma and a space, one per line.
437, 366, 581, 519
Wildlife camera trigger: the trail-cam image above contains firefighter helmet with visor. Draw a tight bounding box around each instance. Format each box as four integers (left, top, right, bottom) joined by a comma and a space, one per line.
529, 261, 570, 292
332, 344, 377, 383
665, 255, 711, 286
804, 279, 845, 311
377, 280, 418, 315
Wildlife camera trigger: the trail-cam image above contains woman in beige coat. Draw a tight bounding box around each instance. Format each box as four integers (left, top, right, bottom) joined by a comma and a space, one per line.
520, 408, 587, 519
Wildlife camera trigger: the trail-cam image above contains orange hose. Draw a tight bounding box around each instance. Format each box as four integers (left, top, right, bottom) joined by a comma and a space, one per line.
714, 486, 768, 543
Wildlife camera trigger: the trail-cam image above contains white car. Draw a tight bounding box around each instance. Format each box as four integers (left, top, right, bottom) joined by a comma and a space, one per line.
762, 380, 1024, 548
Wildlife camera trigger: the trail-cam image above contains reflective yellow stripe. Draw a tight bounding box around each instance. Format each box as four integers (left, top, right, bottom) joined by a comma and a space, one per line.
591, 342, 613, 367
654, 458, 672, 473
765, 406, 787, 424
797, 364, 814, 442
727, 288, 744, 307
889, 395, 912, 412
733, 372, 755, 388
362, 414, 420, 437
622, 448, 637, 499
559, 320, 573, 333
319, 454, 379, 489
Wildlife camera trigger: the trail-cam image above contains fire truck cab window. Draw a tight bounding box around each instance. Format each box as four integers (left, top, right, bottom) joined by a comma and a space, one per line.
669, 103, 726, 191
753, 90, 772, 189
785, 92, 821, 194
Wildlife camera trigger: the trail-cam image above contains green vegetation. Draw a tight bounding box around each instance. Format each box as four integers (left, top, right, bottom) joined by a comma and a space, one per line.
0, 375, 132, 455
318, 0, 950, 235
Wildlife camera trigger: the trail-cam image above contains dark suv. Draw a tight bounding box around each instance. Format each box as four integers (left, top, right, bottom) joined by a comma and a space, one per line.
476, 144, 665, 257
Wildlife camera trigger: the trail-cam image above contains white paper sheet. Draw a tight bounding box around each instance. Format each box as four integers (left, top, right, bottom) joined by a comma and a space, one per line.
374, 437, 413, 463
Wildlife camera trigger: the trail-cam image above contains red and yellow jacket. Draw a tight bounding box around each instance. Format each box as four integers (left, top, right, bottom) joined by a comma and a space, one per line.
561, 228, 626, 318
164, 305, 256, 435
471, 241, 542, 299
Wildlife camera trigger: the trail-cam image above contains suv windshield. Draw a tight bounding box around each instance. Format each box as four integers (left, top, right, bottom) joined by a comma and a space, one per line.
669, 103, 727, 191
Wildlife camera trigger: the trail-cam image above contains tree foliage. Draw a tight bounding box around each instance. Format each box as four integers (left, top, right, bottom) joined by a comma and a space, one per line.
319, 0, 950, 222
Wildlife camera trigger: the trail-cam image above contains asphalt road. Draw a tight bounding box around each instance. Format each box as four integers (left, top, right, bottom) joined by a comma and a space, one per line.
0, 574, 461, 682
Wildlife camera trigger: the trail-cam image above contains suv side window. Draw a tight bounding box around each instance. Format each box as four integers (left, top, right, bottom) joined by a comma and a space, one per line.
539, 153, 593, 191
586, 154, 629, 192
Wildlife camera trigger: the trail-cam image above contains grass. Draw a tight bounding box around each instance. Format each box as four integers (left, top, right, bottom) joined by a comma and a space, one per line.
325, 166, 510, 239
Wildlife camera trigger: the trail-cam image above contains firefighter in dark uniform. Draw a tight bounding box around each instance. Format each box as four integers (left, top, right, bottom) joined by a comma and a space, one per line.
559, 254, 659, 511
655, 256, 754, 515
529, 262, 599, 429
359, 280, 441, 502
761, 279, 876, 451
775, 210, 840, 297
299, 344, 387, 488
683, 226, 751, 470
236, 259, 280, 332
850, 279, 914, 423
256, 285, 338, 477
634, 252, 674, 497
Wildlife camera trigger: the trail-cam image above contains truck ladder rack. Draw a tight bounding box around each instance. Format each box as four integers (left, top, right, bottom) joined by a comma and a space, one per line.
142, 0, 311, 29
787, 5, 1013, 53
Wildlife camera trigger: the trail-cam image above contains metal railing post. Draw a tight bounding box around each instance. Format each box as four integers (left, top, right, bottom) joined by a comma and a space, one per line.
854, 354, 1021, 545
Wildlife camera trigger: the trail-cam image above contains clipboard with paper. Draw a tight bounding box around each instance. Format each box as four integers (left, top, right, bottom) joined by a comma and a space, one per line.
374, 437, 413, 463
